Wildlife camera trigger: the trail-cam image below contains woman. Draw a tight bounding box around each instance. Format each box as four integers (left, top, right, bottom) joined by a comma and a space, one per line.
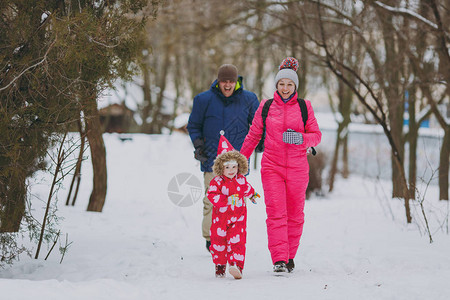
240, 57, 322, 273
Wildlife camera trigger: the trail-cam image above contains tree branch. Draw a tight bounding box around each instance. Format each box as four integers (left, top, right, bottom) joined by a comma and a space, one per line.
0, 38, 56, 92
374, 1, 440, 30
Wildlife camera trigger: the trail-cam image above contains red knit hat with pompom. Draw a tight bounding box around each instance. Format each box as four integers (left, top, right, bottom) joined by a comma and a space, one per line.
275, 57, 299, 89
279, 57, 299, 71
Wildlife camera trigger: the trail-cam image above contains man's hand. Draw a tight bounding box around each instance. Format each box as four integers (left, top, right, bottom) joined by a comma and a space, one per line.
193, 139, 208, 162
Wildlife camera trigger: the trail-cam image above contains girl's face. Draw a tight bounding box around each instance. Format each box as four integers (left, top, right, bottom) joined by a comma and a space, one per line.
223, 164, 238, 179
277, 78, 296, 99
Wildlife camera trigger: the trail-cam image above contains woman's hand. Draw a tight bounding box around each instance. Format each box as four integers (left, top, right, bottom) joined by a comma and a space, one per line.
282, 129, 303, 145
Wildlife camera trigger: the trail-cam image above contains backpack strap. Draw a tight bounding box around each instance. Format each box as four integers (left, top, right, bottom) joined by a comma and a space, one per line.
297, 98, 317, 156
261, 98, 274, 130
297, 98, 308, 127
255, 99, 273, 153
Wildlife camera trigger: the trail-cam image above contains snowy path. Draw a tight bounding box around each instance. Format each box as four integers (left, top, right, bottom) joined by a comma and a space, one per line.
1, 133, 449, 300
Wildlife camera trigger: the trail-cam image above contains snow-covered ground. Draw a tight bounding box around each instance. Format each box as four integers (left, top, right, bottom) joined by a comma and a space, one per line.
1, 132, 449, 300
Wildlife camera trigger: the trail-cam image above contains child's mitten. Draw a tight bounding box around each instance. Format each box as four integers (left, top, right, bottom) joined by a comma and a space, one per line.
249, 192, 260, 204
227, 194, 243, 207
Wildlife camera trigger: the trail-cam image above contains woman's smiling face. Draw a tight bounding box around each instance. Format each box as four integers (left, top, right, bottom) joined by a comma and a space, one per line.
277, 78, 296, 99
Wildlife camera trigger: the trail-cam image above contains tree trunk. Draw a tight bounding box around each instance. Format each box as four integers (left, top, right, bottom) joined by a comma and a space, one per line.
407, 89, 418, 199
408, 130, 418, 199
86, 106, 107, 212
0, 174, 26, 233
328, 78, 351, 191
381, 14, 405, 198
328, 125, 341, 192
375, 0, 405, 198
253, 1, 265, 170
434, 0, 449, 195
387, 98, 405, 199
170, 53, 181, 134
141, 52, 153, 134
150, 43, 171, 134
340, 80, 352, 179
439, 127, 450, 200
342, 133, 349, 178
420, 85, 449, 201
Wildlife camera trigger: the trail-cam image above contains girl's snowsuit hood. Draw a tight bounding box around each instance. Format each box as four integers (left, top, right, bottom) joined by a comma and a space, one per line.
212, 150, 249, 177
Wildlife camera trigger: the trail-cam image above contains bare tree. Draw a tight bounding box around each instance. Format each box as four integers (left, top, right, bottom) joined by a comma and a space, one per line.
133, 0, 447, 211
288, 0, 413, 221
66, 119, 87, 206
373, 0, 449, 200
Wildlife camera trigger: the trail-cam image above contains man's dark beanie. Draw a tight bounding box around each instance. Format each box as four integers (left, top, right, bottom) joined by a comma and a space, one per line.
217, 64, 238, 82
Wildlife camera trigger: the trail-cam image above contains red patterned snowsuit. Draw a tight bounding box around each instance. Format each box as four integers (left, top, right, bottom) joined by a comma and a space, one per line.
240, 91, 322, 264
207, 174, 255, 269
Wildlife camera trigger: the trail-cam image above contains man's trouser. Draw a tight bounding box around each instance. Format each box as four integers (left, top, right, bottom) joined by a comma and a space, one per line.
202, 172, 215, 241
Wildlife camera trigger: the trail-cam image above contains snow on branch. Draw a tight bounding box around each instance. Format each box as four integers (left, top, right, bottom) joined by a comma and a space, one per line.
374, 1, 438, 30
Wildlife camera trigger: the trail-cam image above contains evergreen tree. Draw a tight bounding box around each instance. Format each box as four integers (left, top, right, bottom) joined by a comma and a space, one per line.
0, 0, 158, 260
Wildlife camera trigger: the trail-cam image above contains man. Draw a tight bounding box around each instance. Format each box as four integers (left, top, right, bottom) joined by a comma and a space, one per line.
187, 64, 259, 251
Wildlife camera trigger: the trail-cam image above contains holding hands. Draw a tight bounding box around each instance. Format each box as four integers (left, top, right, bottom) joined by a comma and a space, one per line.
228, 192, 260, 207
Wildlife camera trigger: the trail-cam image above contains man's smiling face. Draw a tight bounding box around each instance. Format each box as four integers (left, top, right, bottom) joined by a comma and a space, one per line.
219, 80, 236, 98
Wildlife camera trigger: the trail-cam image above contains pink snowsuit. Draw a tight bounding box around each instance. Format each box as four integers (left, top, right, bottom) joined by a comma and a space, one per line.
240, 91, 322, 264
207, 174, 255, 269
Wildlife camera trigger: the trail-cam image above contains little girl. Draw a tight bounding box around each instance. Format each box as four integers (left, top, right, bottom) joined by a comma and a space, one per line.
207, 131, 259, 279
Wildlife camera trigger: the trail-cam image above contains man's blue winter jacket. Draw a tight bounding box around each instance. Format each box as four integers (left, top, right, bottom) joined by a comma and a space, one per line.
187, 76, 259, 172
